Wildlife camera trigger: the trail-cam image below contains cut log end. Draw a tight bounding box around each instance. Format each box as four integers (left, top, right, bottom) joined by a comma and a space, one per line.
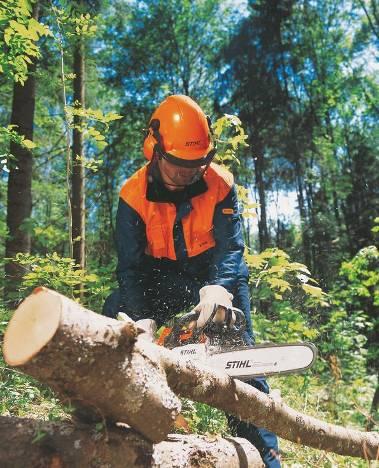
3, 287, 61, 366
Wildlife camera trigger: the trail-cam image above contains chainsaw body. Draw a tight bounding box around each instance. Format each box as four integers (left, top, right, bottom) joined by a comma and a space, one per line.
156, 308, 318, 379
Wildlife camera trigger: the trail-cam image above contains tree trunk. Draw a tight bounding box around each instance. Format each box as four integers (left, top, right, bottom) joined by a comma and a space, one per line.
251, 136, 270, 250
0, 416, 263, 468
4, 2, 39, 306
367, 373, 379, 431
293, 156, 312, 268
72, 39, 86, 270
3, 288, 379, 459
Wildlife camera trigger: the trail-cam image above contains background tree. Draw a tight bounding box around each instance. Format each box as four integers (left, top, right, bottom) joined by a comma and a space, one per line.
2, 0, 50, 305
220, 0, 294, 250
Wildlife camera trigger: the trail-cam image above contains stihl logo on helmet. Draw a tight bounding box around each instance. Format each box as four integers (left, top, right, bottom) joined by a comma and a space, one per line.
185, 140, 201, 147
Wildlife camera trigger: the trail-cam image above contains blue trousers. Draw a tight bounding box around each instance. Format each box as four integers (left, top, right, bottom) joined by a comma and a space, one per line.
103, 267, 280, 467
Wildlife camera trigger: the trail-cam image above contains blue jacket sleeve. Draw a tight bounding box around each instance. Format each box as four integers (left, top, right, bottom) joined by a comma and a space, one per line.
208, 185, 246, 291
116, 197, 148, 317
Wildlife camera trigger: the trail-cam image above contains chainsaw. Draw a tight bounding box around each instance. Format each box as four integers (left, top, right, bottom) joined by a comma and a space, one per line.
156, 307, 317, 380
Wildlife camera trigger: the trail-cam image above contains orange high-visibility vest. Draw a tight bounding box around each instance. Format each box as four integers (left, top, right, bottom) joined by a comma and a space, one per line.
119, 163, 233, 260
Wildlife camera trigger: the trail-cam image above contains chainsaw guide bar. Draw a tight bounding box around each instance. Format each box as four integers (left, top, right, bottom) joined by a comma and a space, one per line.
171, 342, 317, 379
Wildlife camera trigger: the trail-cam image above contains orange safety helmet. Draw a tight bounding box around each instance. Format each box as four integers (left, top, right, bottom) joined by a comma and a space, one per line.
143, 95, 216, 168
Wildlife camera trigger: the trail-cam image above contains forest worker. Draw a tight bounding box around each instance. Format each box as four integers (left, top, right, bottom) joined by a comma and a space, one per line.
103, 94, 280, 467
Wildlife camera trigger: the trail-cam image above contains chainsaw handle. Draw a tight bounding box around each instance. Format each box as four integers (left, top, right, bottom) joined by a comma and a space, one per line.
229, 307, 246, 334
176, 307, 247, 332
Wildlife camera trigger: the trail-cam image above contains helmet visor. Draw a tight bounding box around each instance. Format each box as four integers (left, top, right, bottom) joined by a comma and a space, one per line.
162, 148, 216, 168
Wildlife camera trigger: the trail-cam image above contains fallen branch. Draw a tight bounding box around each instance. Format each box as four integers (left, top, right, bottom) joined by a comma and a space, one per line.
0, 416, 263, 467
3, 288, 379, 460
160, 348, 379, 459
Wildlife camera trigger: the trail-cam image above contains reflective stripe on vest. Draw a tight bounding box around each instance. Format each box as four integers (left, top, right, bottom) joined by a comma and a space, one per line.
119, 163, 233, 260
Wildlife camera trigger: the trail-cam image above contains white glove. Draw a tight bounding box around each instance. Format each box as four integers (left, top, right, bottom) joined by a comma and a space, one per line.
193, 285, 233, 328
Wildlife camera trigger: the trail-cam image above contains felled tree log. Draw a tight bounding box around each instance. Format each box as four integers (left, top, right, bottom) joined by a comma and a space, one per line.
0, 416, 263, 468
3, 288, 379, 460
3, 287, 181, 443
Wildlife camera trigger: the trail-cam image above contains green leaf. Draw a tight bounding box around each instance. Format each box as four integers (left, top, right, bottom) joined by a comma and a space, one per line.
9, 20, 30, 38
268, 277, 292, 292
22, 138, 35, 149
302, 284, 325, 298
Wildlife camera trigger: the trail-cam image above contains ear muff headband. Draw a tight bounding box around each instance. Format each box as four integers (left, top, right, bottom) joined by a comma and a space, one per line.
148, 119, 165, 160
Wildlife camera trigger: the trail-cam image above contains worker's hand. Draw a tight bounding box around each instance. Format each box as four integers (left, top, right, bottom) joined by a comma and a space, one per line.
193, 285, 234, 328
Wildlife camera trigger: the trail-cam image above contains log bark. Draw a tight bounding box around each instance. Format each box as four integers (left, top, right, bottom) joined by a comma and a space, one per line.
0, 416, 263, 467
3, 288, 379, 460
3, 287, 181, 443
160, 349, 379, 460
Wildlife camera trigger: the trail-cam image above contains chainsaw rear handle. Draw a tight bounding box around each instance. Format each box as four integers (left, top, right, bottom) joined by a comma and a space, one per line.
164, 306, 246, 349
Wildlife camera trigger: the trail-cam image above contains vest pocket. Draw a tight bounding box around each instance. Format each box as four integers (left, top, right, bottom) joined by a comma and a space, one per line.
190, 228, 216, 257
146, 224, 169, 258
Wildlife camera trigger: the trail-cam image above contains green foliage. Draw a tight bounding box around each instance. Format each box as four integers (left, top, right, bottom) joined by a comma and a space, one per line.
65, 103, 123, 167
270, 373, 376, 467
329, 246, 379, 374
372, 217, 379, 235
0, 0, 51, 84
316, 308, 368, 380
0, 354, 66, 420
0, 124, 36, 173
338, 246, 378, 306
213, 114, 248, 169
253, 305, 319, 343
9, 252, 114, 313
51, 6, 97, 39
245, 247, 328, 306
236, 184, 259, 220
180, 399, 228, 436
213, 115, 258, 219
64, 103, 123, 172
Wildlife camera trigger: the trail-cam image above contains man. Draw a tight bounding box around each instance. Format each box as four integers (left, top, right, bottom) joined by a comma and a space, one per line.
104, 95, 280, 467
